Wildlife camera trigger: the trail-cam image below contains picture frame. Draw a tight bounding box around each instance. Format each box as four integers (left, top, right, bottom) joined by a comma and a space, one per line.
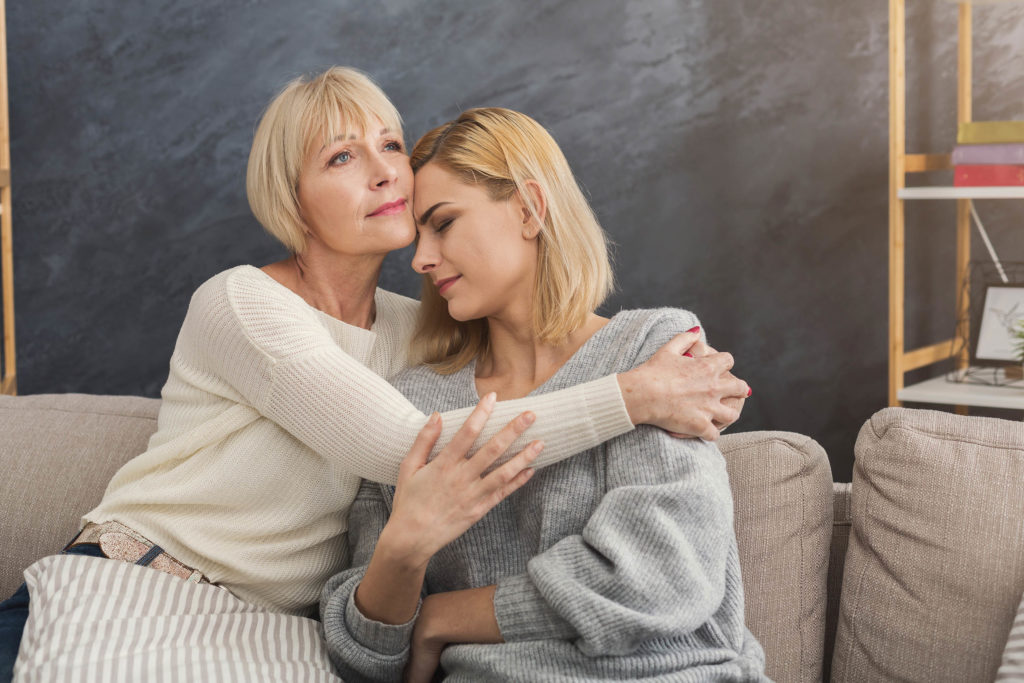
971, 284, 1024, 367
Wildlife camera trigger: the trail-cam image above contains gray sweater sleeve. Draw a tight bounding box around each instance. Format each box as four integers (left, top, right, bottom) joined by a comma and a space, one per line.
494, 311, 736, 655
320, 480, 419, 683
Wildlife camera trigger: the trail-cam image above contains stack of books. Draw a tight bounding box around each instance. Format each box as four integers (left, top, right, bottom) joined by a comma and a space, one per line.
954, 121, 1024, 186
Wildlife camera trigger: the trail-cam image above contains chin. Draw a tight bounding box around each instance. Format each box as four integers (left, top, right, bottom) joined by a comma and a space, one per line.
444, 300, 484, 323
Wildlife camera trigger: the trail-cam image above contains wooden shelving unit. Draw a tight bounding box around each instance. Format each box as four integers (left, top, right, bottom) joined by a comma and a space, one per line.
889, 0, 1024, 410
0, 0, 12, 396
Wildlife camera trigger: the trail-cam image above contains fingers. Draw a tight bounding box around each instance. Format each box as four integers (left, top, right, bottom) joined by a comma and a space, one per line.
683, 340, 713, 358
480, 440, 543, 504
709, 399, 742, 431
659, 328, 702, 356
709, 351, 735, 372
723, 375, 751, 399
437, 392, 497, 464
464, 411, 537, 478
400, 412, 442, 477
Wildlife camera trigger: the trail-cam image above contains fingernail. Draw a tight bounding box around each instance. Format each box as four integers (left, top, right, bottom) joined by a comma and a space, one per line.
532, 440, 545, 452
687, 326, 700, 334
683, 352, 693, 358
747, 387, 753, 397
485, 392, 497, 406
521, 411, 536, 426
429, 412, 440, 425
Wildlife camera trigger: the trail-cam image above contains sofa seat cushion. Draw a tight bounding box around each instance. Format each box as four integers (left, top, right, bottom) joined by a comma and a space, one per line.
718, 431, 833, 683
833, 407, 1024, 682
0, 394, 160, 598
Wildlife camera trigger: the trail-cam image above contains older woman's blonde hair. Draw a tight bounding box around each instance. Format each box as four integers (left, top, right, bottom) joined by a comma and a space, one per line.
246, 67, 402, 254
410, 107, 614, 373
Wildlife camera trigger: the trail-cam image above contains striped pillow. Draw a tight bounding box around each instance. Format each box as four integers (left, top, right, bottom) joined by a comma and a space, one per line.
14, 554, 342, 682
999, 592, 1024, 682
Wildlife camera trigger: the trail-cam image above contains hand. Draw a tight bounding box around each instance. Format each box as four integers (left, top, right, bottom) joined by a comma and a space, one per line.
680, 340, 748, 433
618, 328, 750, 440
386, 393, 544, 567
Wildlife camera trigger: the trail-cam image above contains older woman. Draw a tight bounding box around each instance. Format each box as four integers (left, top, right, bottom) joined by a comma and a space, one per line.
0, 67, 748, 680
322, 107, 766, 682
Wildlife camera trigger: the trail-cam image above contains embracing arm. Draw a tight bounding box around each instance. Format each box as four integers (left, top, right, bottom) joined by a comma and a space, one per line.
184, 270, 746, 485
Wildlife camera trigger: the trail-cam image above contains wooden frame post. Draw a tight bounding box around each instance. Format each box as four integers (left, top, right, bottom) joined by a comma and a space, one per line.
0, 0, 13, 396
889, 0, 907, 406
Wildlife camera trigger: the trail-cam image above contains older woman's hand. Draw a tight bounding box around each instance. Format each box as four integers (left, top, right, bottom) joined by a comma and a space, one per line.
618, 328, 750, 440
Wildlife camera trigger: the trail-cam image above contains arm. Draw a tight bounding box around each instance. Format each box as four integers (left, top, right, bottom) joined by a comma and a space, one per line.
494, 427, 735, 655
185, 270, 629, 486
322, 398, 540, 682
188, 270, 747, 486
320, 481, 419, 683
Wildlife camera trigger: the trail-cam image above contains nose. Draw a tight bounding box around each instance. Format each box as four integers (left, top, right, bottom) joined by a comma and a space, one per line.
412, 231, 440, 274
371, 150, 399, 188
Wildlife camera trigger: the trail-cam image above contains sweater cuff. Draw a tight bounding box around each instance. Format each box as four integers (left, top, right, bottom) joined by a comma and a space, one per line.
494, 573, 576, 642
583, 374, 634, 441
344, 589, 420, 655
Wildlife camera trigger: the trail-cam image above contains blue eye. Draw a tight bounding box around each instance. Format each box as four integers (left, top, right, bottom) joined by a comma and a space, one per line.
384, 140, 404, 152
330, 150, 351, 165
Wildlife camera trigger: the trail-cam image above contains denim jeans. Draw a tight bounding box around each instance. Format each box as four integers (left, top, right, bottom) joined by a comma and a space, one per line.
0, 543, 107, 683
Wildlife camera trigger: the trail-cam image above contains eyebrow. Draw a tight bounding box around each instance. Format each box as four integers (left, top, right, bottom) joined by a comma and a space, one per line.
317, 127, 393, 155
417, 202, 451, 226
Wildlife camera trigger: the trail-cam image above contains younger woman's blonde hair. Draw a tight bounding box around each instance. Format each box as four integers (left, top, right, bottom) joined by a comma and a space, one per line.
246, 67, 403, 254
410, 107, 614, 373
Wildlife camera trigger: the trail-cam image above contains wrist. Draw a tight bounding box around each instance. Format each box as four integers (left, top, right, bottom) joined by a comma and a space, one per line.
377, 523, 433, 572
617, 370, 651, 426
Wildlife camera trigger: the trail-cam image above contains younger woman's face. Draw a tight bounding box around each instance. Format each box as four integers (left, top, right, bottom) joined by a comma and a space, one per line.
411, 163, 540, 323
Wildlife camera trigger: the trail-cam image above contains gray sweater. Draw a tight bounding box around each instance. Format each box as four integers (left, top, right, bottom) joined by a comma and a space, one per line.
321, 308, 769, 682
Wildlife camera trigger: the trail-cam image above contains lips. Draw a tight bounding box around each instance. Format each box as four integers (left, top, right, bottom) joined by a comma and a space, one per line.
435, 275, 461, 295
368, 198, 407, 217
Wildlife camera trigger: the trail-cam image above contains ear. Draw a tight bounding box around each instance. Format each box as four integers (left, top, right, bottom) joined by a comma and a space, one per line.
517, 180, 547, 240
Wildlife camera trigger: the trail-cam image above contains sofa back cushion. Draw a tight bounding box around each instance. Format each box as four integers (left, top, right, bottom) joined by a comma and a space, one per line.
718, 431, 834, 683
833, 407, 1024, 682
0, 394, 160, 598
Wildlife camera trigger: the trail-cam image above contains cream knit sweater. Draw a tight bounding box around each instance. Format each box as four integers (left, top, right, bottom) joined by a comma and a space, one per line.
84, 266, 633, 615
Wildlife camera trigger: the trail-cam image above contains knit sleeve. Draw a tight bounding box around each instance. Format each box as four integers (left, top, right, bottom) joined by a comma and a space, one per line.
180, 268, 633, 486
494, 310, 737, 654
494, 427, 734, 655
320, 481, 417, 682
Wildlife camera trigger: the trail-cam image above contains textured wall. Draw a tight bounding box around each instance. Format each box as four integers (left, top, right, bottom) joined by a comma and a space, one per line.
6, 0, 1024, 480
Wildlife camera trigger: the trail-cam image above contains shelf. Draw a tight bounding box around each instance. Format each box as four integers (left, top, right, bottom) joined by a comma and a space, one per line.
898, 373, 1024, 410
898, 186, 1024, 199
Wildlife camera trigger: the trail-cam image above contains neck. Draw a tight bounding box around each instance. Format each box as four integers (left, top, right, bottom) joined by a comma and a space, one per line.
263, 251, 383, 329
476, 309, 608, 400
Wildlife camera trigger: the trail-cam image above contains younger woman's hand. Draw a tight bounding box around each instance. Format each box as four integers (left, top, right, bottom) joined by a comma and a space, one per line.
618, 328, 750, 440
385, 393, 544, 567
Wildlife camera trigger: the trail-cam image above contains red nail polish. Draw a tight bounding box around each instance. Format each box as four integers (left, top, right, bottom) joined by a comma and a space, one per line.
687, 326, 700, 334
747, 387, 753, 397
683, 352, 693, 358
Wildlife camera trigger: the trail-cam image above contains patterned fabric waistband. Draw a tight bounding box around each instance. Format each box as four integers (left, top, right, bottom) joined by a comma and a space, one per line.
71, 521, 207, 584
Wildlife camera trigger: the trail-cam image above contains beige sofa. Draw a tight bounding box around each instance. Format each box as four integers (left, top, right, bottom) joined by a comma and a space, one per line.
1, 394, 1022, 682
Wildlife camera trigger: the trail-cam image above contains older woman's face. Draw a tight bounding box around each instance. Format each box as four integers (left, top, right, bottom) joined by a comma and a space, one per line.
297, 124, 415, 258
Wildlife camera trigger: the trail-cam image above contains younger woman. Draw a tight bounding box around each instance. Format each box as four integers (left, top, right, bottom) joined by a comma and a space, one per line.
322, 108, 767, 682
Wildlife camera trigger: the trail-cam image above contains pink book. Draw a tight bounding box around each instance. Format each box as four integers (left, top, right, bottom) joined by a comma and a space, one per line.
952, 143, 1024, 165
954, 164, 1024, 186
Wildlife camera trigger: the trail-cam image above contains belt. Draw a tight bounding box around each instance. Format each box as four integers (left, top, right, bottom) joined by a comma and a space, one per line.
70, 521, 207, 584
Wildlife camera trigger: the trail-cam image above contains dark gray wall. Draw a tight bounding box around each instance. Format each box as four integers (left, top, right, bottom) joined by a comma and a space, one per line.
7, 1, 1024, 481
